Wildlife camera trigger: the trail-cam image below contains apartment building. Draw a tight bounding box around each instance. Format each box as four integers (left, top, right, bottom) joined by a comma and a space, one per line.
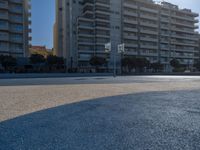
54, 0, 199, 71
198, 34, 200, 61
0, 0, 31, 57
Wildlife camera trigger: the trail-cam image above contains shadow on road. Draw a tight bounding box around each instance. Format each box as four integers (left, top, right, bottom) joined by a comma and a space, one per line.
1, 90, 200, 150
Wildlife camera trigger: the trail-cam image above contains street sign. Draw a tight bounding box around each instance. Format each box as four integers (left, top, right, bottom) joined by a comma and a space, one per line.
118, 43, 125, 53
105, 42, 111, 53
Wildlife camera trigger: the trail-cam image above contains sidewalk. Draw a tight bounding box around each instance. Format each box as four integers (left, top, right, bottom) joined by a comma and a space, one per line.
0, 73, 113, 79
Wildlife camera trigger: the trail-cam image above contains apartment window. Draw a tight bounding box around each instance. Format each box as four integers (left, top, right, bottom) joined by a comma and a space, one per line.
0, 42, 8, 49
115, 26, 120, 30
10, 34, 23, 42
10, 43, 23, 52
10, 24, 23, 32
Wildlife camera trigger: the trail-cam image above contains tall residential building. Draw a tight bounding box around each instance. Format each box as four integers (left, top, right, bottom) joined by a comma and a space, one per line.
198, 34, 200, 61
0, 0, 31, 57
54, 0, 199, 71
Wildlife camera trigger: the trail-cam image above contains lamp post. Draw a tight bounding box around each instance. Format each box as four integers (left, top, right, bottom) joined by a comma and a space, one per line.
105, 43, 125, 77
118, 43, 125, 75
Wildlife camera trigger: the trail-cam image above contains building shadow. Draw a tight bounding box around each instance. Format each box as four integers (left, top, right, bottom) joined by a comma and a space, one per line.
1, 90, 200, 150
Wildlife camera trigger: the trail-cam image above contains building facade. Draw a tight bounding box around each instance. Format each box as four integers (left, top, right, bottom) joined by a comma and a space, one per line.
0, 0, 31, 57
54, 0, 199, 71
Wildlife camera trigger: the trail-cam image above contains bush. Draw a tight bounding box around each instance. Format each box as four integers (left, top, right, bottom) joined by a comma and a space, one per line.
150, 62, 164, 72
89, 56, 106, 72
30, 54, 45, 64
47, 55, 64, 66
170, 59, 180, 69
0, 55, 16, 71
193, 60, 200, 71
122, 57, 150, 73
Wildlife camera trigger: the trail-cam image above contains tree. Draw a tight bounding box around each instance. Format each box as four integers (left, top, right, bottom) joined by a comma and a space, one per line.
122, 56, 137, 73
29, 47, 53, 58
170, 58, 180, 69
135, 57, 150, 72
30, 54, 45, 64
151, 62, 164, 72
122, 57, 150, 73
89, 56, 106, 71
46, 55, 64, 72
0, 55, 17, 70
47, 55, 64, 66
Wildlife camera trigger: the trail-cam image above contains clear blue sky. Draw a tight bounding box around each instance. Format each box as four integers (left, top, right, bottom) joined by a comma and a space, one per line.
31, 0, 55, 48
31, 0, 200, 49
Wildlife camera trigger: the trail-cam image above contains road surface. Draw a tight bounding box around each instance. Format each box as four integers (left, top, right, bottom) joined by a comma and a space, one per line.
0, 76, 200, 150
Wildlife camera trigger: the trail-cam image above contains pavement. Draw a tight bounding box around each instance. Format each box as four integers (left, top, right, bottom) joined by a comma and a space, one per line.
1, 76, 200, 149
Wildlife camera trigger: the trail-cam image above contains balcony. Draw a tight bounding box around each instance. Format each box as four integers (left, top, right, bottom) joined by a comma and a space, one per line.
9, 0, 23, 4
172, 34, 198, 41
161, 11, 170, 16
160, 18, 170, 23
10, 17, 23, 24
161, 32, 170, 37
124, 18, 137, 24
95, 18, 110, 23
125, 43, 138, 48
140, 7, 158, 14
140, 37, 158, 42
123, 27, 138, 32
140, 45, 158, 49
78, 41, 95, 46
140, 29, 158, 35
140, 52, 158, 57
124, 10, 137, 17
0, 1, 8, 9
9, 8, 23, 14
172, 48, 195, 53
83, 1, 94, 8
10, 38, 23, 43
78, 17, 93, 22
160, 25, 170, 30
96, 2, 110, 8
96, 26, 110, 31
0, 33, 9, 41
123, 2, 137, 9
171, 27, 195, 34
0, 24, 9, 31
78, 25, 94, 30
172, 15, 196, 22
160, 39, 170, 43
140, 14, 158, 21
78, 33, 94, 38
123, 34, 138, 40
0, 13, 8, 20
171, 21, 197, 28
124, 51, 138, 56
95, 10, 110, 16
140, 22, 158, 28
96, 34, 110, 39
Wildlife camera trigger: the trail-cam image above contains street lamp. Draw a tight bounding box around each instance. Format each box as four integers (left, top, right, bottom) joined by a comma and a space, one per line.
118, 43, 125, 75
105, 42, 125, 77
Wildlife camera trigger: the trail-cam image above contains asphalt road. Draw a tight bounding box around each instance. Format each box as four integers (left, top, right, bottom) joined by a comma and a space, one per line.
1, 76, 200, 150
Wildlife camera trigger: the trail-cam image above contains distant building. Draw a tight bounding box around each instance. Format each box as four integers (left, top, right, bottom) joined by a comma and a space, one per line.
31, 46, 47, 51
0, 0, 31, 57
54, 0, 199, 71
30, 45, 52, 58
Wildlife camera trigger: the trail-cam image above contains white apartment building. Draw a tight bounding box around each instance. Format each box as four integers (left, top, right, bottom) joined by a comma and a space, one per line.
54, 0, 199, 71
0, 0, 31, 57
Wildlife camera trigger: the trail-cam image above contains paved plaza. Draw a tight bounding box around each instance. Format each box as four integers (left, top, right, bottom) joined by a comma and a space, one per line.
1, 76, 200, 149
